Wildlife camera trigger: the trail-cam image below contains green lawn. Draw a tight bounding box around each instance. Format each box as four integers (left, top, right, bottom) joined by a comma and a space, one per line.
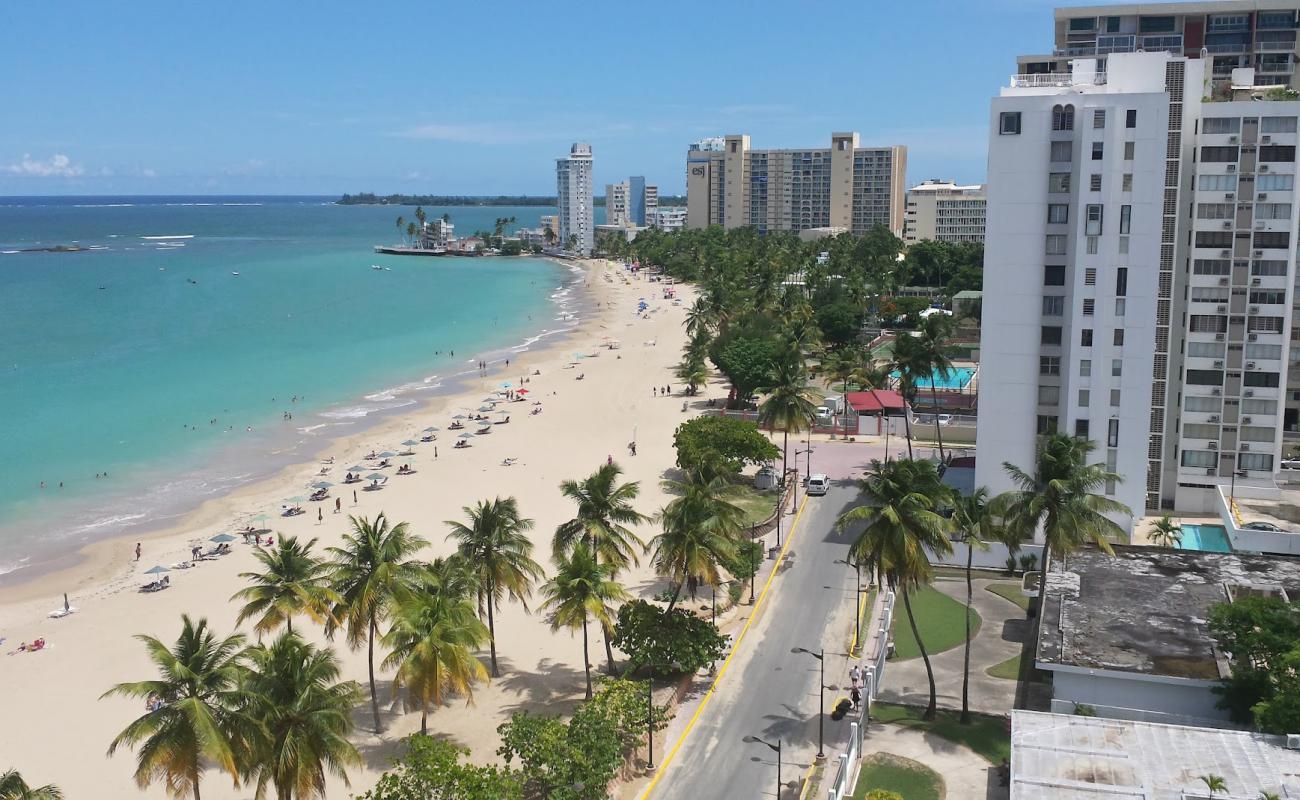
850, 753, 942, 800
985, 581, 1031, 612
869, 702, 1010, 764
732, 485, 777, 527
890, 585, 981, 660
986, 653, 1022, 681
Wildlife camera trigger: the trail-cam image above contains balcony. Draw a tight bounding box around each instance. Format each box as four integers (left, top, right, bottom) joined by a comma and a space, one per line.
1011, 72, 1107, 88
1257, 39, 1298, 52
1142, 35, 1184, 52
1205, 42, 1247, 54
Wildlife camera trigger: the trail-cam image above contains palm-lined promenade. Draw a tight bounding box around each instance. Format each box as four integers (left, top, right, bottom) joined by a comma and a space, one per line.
0, 259, 706, 799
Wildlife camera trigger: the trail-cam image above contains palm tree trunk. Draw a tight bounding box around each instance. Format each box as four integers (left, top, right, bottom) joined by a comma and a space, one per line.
901, 587, 938, 720
664, 577, 685, 615
367, 616, 382, 733
581, 616, 593, 700
487, 589, 499, 678
931, 385, 946, 462
286, 617, 292, 636
193, 769, 201, 800
421, 708, 428, 736
602, 622, 619, 677
903, 400, 915, 460
782, 429, 789, 497
961, 541, 973, 725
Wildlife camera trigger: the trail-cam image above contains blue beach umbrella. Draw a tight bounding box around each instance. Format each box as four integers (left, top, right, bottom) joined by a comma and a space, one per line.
144, 565, 170, 575
311, 481, 333, 489
346, 464, 366, 473
423, 426, 439, 433
365, 473, 386, 482
377, 451, 397, 458
401, 439, 419, 446
210, 533, 237, 543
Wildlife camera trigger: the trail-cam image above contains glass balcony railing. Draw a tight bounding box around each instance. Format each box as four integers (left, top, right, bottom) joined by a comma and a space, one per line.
1142, 35, 1184, 51
1257, 39, 1297, 51
1205, 42, 1247, 54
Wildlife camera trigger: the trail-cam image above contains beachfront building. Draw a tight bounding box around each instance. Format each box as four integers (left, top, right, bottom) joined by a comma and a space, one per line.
684, 133, 907, 236
902, 179, 987, 244
418, 218, 454, 248
975, 49, 1300, 526
606, 177, 659, 228
646, 206, 686, 232
556, 143, 594, 255
1017, 3, 1300, 90
539, 214, 560, 240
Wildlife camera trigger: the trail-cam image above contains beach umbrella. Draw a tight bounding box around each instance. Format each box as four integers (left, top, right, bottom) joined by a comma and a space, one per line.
311, 481, 333, 489
210, 533, 237, 543
365, 473, 386, 481
458, 432, 474, 439
500, 381, 513, 389
285, 495, 306, 503
517, 388, 530, 395
377, 451, 397, 458
452, 414, 467, 420
423, 426, 439, 432
401, 439, 419, 446
346, 464, 366, 473
478, 405, 494, 412
144, 565, 170, 575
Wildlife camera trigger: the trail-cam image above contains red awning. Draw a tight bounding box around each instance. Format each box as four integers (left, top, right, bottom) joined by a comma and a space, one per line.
844, 389, 906, 413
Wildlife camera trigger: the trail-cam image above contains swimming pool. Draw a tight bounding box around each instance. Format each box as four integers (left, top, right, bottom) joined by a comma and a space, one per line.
1177, 523, 1233, 553
892, 367, 976, 391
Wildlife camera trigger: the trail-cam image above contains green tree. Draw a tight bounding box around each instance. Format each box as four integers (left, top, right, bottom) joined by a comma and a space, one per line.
326, 513, 429, 733
102, 615, 249, 800
1207, 595, 1300, 725
672, 415, 779, 475
712, 335, 781, 406
231, 534, 340, 637
814, 299, 864, 350
993, 434, 1131, 562
381, 562, 490, 734
554, 462, 648, 675
1201, 775, 1228, 799
758, 355, 821, 497
240, 632, 362, 800
0, 770, 62, 800
1149, 515, 1183, 548
864, 791, 904, 800
951, 488, 996, 724
540, 543, 629, 700
357, 736, 522, 800
836, 459, 952, 719
910, 313, 957, 461
611, 599, 727, 676
446, 497, 543, 677
654, 470, 746, 612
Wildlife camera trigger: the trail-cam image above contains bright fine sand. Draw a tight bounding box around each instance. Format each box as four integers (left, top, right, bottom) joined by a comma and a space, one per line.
0, 260, 699, 798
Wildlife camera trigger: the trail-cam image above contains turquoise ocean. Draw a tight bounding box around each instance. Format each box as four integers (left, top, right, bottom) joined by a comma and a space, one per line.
0, 197, 602, 583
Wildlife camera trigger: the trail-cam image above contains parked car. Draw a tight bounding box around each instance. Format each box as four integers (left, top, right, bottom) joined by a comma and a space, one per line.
1281, 458, 1300, 470
1243, 521, 1286, 532
937, 414, 954, 426
807, 474, 830, 496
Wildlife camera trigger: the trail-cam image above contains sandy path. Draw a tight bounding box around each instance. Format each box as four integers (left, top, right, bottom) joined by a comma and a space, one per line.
0, 259, 703, 798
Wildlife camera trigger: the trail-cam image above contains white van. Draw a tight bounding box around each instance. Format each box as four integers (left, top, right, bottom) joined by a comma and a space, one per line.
807, 474, 830, 496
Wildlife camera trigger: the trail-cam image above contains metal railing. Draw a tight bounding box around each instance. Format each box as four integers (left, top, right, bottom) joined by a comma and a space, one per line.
1010, 72, 1107, 88
1205, 42, 1247, 54
823, 590, 894, 800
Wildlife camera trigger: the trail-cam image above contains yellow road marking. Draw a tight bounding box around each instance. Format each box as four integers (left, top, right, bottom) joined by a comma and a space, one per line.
638, 497, 810, 800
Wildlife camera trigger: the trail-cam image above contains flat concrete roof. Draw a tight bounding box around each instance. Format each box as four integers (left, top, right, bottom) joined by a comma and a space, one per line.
1054, 2, 1300, 20
1011, 709, 1300, 799
1038, 545, 1300, 679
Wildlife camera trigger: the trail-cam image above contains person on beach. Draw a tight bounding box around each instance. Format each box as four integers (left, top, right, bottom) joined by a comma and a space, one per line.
334, 497, 341, 514
135, 542, 141, 561
353, 490, 358, 504
317, 508, 323, 523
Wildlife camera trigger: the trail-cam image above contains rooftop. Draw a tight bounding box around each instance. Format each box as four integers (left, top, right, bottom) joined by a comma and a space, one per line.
844, 389, 906, 414
1038, 545, 1300, 679
1054, 1, 1300, 20
1011, 709, 1300, 800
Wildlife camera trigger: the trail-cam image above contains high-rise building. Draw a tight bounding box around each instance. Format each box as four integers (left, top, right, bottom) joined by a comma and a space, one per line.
1017, 3, 1300, 90
903, 180, 988, 244
976, 49, 1300, 527
647, 206, 687, 233
684, 133, 907, 236
605, 177, 658, 227
557, 143, 594, 255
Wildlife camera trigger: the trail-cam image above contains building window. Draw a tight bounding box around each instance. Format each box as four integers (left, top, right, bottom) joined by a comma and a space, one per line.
1084, 267, 1097, 285
1200, 146, 1240, 162
1045, 234, 1068, 255
1090, 174, 1102, 191
1081, 328, 1094, 347
1080, 359, 1092, 376
1119, 205, 1131, 234
1044, 265, 1065, 286
1116, 266, 1128, 297
1107, 418, 1119, 447
1042, 326, 1063, 345
1255, 232, 1291, 249
1260, 145, 1296, 162
1052, 105, 1075, 131
1086, 204, 1104, 235
1037, 415, 1058, 435
1118, 236, 1129, 255
1197, 203, 1234, 219
1111, 359, 1122, 377
1122, 173, 1133, 191
1038, 385, 1060, 405
1257, 203, 1292, 220
1048, 204, 1069, 224
1075, 418, 1090, 437
1040, 356, 1061, 375
1083, 298, 1095, 315
1000, 112, 1022, 135
1049, 173, 1071, 193
1202, 117, 1241, 134
1110, 389, 1121, 407
1199, 173, 1238, 191
1091, 142, 1105, 160
1086, 236, 1099, 254
1190, 315, 1228, 333
1186, 369, 1225, 385
1244, 371, 1282, 387
1182, 450, 1218, 468
1253, 260, 1288, 276
1113, 329, 1125, 346
1115, 298, 1126, 316
1125, 109, 1137, 129
1093, 109, 1107, 129
1241, 453, 1275, 471
1078, 390, 1090, 408
1043, 296, 1065, 316
1050, 141, 1073, 162
1262, 117, 1298, 134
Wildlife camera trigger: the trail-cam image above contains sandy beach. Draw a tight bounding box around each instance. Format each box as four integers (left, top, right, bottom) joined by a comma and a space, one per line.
0, 258, 702, 798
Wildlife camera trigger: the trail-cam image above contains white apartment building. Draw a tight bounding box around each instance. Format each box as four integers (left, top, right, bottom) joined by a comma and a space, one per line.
557, 143, 594, 255
606, 177, 658, 227
977, 50, 1300, 525
903, 180, 987, 244
647, 206, 687, 232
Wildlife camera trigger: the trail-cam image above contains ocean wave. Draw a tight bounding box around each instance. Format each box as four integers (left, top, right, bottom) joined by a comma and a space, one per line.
319, 398, 417, 419
76, 512, 148, 532
1, 250, 18, 255
141, 234, 195, 240
73, 203, 135, 208
0, 556, 31, 577
222, 203, 264, 206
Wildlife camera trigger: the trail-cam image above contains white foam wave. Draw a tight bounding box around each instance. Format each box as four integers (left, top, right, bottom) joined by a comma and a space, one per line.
141, 234, 195, 240
73, 203, 135, 208
319, 398, 417, 419
76, 512, 148, 532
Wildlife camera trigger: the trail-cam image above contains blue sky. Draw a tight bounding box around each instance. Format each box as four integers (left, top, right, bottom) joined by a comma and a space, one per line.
0, 0, 1062, 196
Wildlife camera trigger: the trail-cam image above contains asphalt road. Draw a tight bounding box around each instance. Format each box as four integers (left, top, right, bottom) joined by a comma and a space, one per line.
651, 441, 879, 800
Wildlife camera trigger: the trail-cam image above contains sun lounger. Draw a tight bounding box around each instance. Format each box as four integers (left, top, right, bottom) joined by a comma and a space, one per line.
47, 607, 76, 619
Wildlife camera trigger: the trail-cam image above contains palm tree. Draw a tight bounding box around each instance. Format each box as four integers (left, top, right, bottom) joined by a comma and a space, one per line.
240, 632, 362, 800
890, 334, 924, 460
555, 463, 647, 675
381, 565, 490, 734
910, 314, 957, 461
541, 543, 629, 700
1200, 775, 1228, 799
406, 222, 417, 243
836, 459, 952, 719
1149, 515, 1183, 548
994, 434, 1131, 563
758, 356, 821, 500
102, 615, 248, 800
395, 216, 404, 244
325, 513, 428, 733
231, 535, 339, 637
446, 497, 543, 677
654, 470, 746, 612
951, 488, 996, 724
0, 770, 62, 800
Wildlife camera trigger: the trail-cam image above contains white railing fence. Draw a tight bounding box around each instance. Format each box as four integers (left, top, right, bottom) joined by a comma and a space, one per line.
824, 590, 894, 800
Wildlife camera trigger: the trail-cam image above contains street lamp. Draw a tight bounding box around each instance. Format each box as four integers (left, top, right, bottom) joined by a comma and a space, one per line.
791, 647, 826, 760
742, 734, 783, 796
836, 557, 865, 644
645, 677, 655, 772
1229, 467, 1248, 505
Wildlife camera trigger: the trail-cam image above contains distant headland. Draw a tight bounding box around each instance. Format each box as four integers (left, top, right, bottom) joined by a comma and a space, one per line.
337, 193, 685, 207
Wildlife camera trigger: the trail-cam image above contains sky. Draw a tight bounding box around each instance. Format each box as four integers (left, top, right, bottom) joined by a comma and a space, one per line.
0, 0, 1064, 196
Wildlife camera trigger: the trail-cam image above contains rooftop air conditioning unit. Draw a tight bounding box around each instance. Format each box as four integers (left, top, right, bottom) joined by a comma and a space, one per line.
1220, 277, 1231, 285
1255, 250, 1266, 257
1226, 192, 1236, 200
1262, 164, 1271, 172
1253, 277, 1263, 285
1249, 333, 1259, 341
1243, 443, 1252, 451
1248, 361, 1258, 369
1228, 164, 1238, 172
1244, 416, 1253, 424
1246, 389, 1256, 397
1263, 135, 1273, 144
1207, 467, 1218, 476
1217, 305, 1228, 313
1221, 250, 1232, 257
1210, 415, 1221, 422
1209, 441, 1219, 449
1251, 305, 1261, 314
1225, 220, 1235, 229
1216, 333, 1227, 340
1215, 360, 1226, 367
1259, 193, 1269, 201
1230, 134, 1239, 142
1213, 388, 1223, 395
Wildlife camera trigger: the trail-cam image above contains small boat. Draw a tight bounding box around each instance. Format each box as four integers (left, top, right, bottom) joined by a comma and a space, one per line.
231, 271, 240, 276
371, 264, 384, 271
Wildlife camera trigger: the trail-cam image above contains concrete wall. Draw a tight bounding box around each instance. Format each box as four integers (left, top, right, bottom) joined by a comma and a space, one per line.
1049, 669, 1231, 726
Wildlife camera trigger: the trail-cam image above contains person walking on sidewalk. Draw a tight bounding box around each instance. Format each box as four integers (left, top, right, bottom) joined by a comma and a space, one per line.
850, 664, 862, 690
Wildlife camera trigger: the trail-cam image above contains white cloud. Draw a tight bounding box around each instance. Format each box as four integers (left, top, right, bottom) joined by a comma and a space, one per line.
395, 123, 535, 145
140, 168, 158, 178
4, 153, 83, 178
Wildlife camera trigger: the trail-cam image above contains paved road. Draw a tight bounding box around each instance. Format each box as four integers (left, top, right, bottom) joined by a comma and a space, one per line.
651, 440, 881, 800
